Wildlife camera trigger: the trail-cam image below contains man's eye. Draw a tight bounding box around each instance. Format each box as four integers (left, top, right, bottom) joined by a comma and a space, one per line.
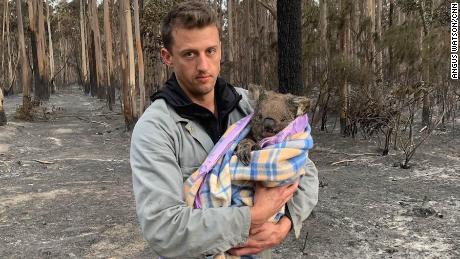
207, 48, 216, 55
183, 52, 194, 58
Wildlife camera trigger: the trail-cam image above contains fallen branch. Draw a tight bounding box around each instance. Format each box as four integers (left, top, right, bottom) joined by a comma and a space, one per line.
331, 159, 356, 165
56, 180, 117, 186
0, 161, 11, 166
33, 159, 55, 164
315, 148, 380, 157
76, 117, 110, 126
57, 113, 122, 118
419, 126, 427, 133
91, 121, 110, 127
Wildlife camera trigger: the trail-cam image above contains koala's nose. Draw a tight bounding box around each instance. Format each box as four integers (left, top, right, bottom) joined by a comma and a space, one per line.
263, 118, 276, 132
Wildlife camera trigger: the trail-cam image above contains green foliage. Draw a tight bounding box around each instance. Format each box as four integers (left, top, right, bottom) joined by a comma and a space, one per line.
422, 28, 449, 76
302, 2, 320, 61
141, 0, 186, 57
382, 21, 421, 65
53, 0, 80, 38
432, 1, 450, 26
142, 0, 185, 39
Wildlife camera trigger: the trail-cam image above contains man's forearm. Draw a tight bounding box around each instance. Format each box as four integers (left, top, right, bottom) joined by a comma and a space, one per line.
228, 215, 292, 256
249, 181, 299, 227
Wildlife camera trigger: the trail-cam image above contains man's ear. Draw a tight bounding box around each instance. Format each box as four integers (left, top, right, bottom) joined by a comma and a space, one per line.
290, 96, 311, 116
160, 47, 173, 67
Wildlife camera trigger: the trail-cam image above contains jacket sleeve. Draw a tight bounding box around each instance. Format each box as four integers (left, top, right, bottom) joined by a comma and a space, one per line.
130, 112, 251, 258
286, 158, 319, 238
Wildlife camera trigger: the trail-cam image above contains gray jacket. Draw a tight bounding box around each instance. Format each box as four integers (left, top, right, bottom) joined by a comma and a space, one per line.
130, 88, 319, 258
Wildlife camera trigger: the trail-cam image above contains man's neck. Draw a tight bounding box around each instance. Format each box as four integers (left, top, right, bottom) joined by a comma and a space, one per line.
180, 86, 216, 114
190, 94, 216, 114
175, 76, 216, 114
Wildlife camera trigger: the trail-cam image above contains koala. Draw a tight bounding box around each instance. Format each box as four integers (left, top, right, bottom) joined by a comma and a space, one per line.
235, 84, 311, 165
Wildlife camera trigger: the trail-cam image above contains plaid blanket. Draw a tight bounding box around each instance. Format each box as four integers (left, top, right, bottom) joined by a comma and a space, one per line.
184, 114, 314, 216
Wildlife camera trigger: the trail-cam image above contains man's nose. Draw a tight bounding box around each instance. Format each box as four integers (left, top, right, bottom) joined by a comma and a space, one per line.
196, 54, 209, 71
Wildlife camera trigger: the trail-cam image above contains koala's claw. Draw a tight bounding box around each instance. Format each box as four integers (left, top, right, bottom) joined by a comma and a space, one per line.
236, 139, 257, 166
236, 148, 251, 166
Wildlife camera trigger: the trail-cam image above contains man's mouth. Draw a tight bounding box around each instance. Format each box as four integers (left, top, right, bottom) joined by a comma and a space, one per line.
196, 75, 211, 82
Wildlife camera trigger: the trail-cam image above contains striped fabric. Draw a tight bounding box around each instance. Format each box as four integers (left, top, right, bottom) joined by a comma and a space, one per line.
183, 114, 314, 217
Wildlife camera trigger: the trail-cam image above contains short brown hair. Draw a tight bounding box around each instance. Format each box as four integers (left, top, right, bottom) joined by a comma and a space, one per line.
161, 1, 220, 51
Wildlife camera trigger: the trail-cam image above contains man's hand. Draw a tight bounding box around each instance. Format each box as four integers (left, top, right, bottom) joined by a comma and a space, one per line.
250, 181, 299, 226
228, 216, 292, 256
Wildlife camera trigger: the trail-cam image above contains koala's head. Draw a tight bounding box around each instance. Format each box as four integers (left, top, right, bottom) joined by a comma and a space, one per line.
247, 84, 311, 141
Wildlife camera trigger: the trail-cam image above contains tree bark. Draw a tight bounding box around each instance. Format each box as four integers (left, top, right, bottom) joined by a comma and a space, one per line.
38, 0, 50, 98
0, 84, 5, 125
419, 0, 432, 127
367, 0, 375, 64
57, 15, 62, 85
227, 0, 234, 83
316, 0, 329, 128
17, 0, 32, 112
46, 0, 55, 93
89, 0, 105, 99
0, 0, 5, 124
79, 0, 89, 93
1, 0, 6, 92
366, 0, 376, 100
134, 0, 145, 115
87, 0, 96, 96
251, 0, 260, 84
104, 0, 115, 110
233, 0, 240, 84
5, 0, 13, 94
339, 0, 351, 135
277, 0, 303, 95
388, 0, 394, 80
120, 0, 137, 130
375, 0, 383, 104
28, 0, 50, 102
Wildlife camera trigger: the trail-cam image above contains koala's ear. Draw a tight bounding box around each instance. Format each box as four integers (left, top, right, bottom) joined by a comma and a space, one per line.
290, 96, 311, 116
247, 83, 265, 102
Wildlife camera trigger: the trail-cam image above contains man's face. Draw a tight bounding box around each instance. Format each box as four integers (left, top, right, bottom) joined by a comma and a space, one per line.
161, 25, 221, 101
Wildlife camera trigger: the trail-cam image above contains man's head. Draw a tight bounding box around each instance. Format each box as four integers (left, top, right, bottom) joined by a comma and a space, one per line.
161, 1, 221, 103
161, 1, 220, 52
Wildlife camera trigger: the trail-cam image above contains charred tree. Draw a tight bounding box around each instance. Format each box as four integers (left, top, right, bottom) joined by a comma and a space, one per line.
277, 0, 303, 95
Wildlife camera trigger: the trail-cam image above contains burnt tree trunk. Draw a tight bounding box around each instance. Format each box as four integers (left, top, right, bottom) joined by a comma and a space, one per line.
28, 0, 50, 103
277, 0, 303, 95
88, 0, 105, 99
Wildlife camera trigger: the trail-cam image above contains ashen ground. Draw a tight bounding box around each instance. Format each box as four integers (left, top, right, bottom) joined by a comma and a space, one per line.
0, 85, 458, 258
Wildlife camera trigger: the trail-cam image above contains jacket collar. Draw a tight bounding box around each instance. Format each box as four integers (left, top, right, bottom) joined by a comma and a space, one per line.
150, 73, 242, 122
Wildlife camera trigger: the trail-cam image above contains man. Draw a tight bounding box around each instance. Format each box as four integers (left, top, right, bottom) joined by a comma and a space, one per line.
130, 1, 318, 258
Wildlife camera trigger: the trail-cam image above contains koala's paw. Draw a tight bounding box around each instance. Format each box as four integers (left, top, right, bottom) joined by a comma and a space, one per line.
236, 147, 252, 166
235, 139, 256, 166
